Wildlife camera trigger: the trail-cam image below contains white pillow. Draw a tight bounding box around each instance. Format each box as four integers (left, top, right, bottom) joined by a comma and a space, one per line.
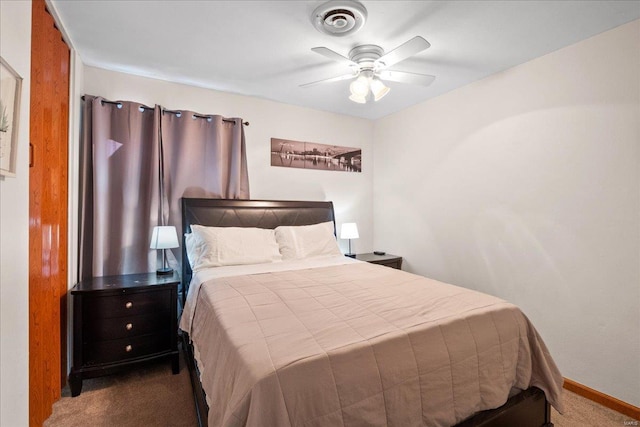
184, 232, 197, 269
184, 233, 200, 270
275, 221, 342, 260
187, 225, 282, 270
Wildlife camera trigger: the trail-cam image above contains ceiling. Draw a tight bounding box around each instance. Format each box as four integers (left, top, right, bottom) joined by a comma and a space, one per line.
51, 1, 640, 120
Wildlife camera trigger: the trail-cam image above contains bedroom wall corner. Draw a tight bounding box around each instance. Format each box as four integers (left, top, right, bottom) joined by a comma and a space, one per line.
0, 0, 32, 425
373, 19, 640, 407
60, 48, 84, 376
47, 0, 86, 374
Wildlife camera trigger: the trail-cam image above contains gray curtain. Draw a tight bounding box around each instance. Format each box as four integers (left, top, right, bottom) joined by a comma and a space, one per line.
79, 98, 250, 279
160, 112, 250, 269
78, 96, 161, 279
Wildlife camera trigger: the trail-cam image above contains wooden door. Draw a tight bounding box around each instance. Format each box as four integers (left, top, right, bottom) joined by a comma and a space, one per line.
29, 0, 70, 425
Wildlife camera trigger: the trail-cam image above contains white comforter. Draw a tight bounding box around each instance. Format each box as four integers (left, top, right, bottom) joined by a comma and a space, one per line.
180, 256, 564, 427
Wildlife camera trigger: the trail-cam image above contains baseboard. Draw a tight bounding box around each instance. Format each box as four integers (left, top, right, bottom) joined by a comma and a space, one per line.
563, 378, 640, 420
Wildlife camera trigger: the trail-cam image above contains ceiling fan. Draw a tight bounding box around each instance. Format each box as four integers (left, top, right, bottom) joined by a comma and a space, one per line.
300, 36, 436, 103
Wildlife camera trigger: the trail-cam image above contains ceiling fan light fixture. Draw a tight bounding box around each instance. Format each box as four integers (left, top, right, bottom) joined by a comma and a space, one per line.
370, 78, 390, 101
303, 36, 433, 105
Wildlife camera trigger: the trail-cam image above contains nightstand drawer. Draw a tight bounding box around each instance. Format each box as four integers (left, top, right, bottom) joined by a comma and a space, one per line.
84, 333, 171, 365
84, 312, 171, 341
84, 289, 171, 319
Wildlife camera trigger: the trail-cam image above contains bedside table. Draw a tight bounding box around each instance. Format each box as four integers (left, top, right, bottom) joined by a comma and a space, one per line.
355, 253, 403, 270
68, 272, 180, 397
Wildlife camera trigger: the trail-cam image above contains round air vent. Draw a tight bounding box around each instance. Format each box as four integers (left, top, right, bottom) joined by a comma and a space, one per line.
311, 0, 367, 37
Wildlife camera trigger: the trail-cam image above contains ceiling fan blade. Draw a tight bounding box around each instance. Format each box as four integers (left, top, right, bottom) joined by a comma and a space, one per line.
379, 70, 436, 87
376, 36, 431, 68
311, 47, 357, 67
299, 72, 357, 88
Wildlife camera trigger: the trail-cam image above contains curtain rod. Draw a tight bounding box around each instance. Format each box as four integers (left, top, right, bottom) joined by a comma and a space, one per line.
81, 96, 249, 126
83, 97, 154, 111
164, 109, 249, 126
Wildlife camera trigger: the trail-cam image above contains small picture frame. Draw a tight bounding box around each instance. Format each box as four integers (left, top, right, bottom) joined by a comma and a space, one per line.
0, 56, 23, 177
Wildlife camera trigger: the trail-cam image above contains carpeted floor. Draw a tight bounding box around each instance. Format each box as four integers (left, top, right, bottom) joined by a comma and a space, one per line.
46, 352, 635, 427
551, 392, 633, 427
45, 353, 196, 427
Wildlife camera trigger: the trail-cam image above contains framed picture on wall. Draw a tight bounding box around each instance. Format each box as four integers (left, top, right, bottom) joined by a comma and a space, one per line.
271, 138, 362, 173
0, 56, 23, 177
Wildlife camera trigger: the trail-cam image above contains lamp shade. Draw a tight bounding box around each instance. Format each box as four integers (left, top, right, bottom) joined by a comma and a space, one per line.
370, 78, 390, 101
348, 93, 367, 104
150, 226, 179, 249
340, 223, 359, 240
349, 75, 370, 97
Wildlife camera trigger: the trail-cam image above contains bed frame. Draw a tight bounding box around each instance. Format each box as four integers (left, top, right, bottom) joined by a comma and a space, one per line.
180, 197, 553, 427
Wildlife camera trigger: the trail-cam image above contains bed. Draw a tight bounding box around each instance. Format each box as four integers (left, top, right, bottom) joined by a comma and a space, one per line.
179, 198, 563, 427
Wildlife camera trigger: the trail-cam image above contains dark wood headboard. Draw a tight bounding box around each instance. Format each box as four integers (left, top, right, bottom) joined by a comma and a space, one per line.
180, 198, 336, 302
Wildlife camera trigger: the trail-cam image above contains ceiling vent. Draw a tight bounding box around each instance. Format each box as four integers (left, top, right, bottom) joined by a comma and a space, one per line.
311, 0, 367, 37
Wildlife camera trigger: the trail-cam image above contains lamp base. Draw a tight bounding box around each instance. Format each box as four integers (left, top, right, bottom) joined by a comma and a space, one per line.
156, 267, 174, 276
345, 253, 356, 258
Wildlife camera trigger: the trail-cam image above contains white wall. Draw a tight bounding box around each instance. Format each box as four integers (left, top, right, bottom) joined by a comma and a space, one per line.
374, 20, 640, 406
0, 1, 32, 425
82, 67, 375, 254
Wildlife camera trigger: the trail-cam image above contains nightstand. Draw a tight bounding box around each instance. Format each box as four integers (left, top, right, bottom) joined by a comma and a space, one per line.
68, 272, 180, 397
355, 253, 403, 270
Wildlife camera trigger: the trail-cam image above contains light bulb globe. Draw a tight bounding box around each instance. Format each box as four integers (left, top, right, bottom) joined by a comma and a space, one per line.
349, 75, 370, 97
370, 78, 390, 101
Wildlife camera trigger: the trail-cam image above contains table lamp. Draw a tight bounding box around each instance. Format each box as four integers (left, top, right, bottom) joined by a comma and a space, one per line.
150, 226, 179, 275
340, 222, 359, 258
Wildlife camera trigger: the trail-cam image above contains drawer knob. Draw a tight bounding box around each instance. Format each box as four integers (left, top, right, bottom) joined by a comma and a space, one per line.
125, 323, 133, 331
125, 301, 133, 309
125, 345, 132, 352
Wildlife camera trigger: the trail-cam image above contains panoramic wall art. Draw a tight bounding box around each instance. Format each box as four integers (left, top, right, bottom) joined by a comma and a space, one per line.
270, 138, 361, 173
